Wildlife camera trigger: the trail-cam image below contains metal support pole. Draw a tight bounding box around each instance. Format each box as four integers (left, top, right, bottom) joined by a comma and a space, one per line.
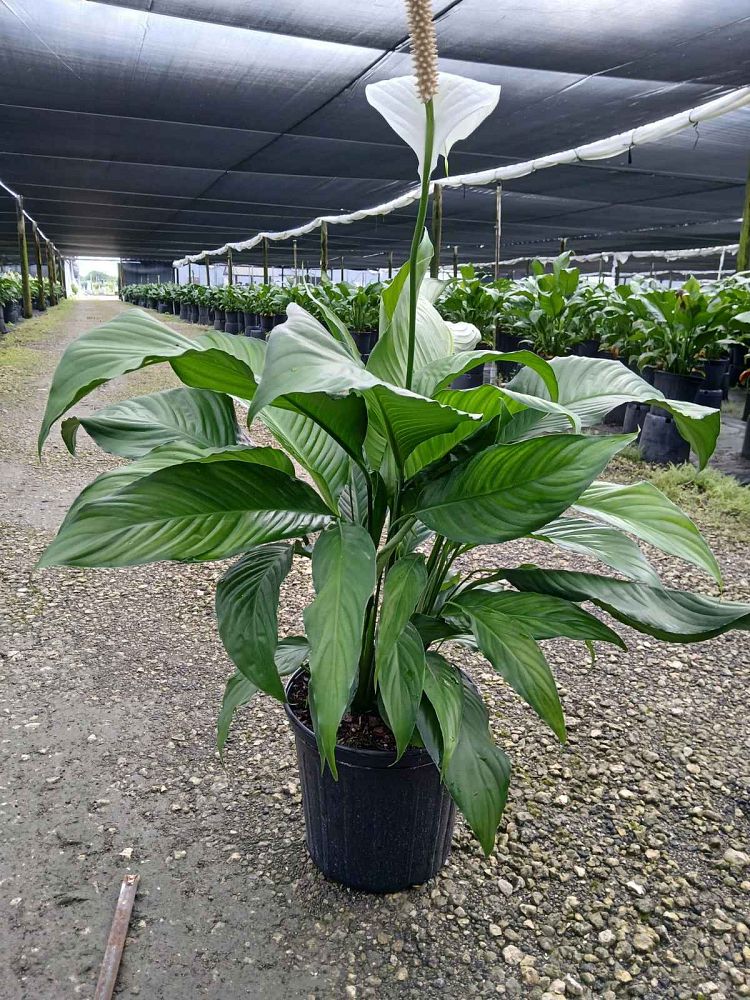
320, 222, 328, 278
31, 222, 46, 310
227, 249, 233, 285
117, 261, 123, 298
717, 249, 726, 280
737, 158, 750, 273
187, 263, 192, 284
452, 245, 458, 278
430, 184, 443, 279
46, 243, 58, 304
340, 257, 345, 282
293, 239, 298, 282
205, 260, 211, 286
560, 237, 568, 254
493, 184, 502, 281
262, 238, 269, 284
15, 198, 33, 318
388, 250, 393, 280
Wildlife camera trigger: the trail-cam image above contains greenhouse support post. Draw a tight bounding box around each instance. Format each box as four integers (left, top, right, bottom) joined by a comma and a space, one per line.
494, 184, 502, 280
117, 262, 123, 297
227, 249, 233, 285
430, 184, 442, 278
293, 239, 298, 282
187, 263, 192, 284
45, 241, 57, 305
340, 257, 345, 281
320, 221, 329, 278
205, 260, 210, 285
738, 159, 750, 272
452, 245, 458, 278
262, 238, 269, 284
31, 222, 46, 311
15, 197, 33, 318
58, 253, 67, 297
388, 251, 393, 279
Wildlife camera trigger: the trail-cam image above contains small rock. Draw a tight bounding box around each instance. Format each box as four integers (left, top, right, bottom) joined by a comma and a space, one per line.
502, 945, 524, 966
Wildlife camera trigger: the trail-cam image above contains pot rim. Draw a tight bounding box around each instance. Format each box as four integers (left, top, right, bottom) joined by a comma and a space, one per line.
284, 668, 435, 770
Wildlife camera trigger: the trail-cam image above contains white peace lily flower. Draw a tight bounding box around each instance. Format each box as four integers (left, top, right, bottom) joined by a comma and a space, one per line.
447, 321, 482, 353
365, 72, 501, 179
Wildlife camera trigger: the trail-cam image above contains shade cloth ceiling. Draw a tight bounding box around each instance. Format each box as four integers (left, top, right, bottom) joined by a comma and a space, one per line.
0, 0, 748, 267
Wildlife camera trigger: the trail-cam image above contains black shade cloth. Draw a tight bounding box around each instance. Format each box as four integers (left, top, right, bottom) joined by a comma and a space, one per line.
0, 0, 748, 266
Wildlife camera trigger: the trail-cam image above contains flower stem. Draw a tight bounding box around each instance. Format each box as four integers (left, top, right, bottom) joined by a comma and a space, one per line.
405, 99, 435, 391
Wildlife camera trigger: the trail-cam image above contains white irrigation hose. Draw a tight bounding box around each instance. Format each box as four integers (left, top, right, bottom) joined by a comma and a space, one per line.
173, 86, 750, 267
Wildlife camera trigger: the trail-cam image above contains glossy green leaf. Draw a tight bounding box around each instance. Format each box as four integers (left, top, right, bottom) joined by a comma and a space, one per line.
61, 387, 238, 459
304, 523, 377, 776
215, 544, 293, 701
501, 566, 750, 642
39, 451, 331, 568
217, 637, 309, 754
421, 651, 464, 771
414, 349, 559, 400
575, 480, 721, 585
532, 516, 661, 584
415, 433, 634, 544
376, 554, 428, 669
376, 622, 426, 759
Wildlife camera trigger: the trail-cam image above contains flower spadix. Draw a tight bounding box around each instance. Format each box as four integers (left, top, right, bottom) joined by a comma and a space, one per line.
366, 72, 501, 179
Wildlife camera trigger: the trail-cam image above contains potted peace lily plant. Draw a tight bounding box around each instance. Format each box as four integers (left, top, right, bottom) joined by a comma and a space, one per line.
37, 4, 750, 893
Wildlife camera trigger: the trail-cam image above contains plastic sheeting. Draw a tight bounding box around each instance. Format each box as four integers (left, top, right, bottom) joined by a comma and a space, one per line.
0, 0, 749, 264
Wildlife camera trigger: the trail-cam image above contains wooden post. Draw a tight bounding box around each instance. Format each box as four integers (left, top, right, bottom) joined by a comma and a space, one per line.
117, 261, 123, 298
388, 250, 393, 280
262, 238, 269, 284
187, 262, 192, 284
493, 184, 502, 281
31, 222, 46, 310
737, 159, 750, 273
205, 259, 211, 286
227, 249, 233, 285
340, 256, 345, 282
320, 222, 328, 278
430, 184, 443, 278
293, 239, 298, 282
15, 198, 33, 318
560, 237, 568, 254
452, 245, 458, 278
59, 254, 67, 297
45, 241, 58, 305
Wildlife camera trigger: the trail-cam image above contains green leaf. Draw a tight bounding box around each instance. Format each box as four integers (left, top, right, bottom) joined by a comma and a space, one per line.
508, 355, 719, 468
248, 305, 377, 419
376, 554, 428, 671
421, 651, 464, 771
451, 588, 625, 646
62, 387, 238, 459
303, 523, 377, 776
531, 516, 661, 585
575, 480, 721, 585
501, 566, 750, 642
415, 433, 634, 545
61, 443, 292, 526
376, 622, 425, 759
215, 544, 293, 701
217, 637, 308, 754
414, 349, 559, 400
39, 309, 258, 450
39, 451, 331, 568
419, 677, 510, 856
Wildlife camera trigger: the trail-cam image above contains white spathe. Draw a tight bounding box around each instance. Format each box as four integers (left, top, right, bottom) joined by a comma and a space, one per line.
447, 321, 482, 353
365, 73, 501, 179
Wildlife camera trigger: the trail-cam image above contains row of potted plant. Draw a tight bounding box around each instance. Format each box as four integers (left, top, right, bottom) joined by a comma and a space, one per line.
0, 269, 64, 331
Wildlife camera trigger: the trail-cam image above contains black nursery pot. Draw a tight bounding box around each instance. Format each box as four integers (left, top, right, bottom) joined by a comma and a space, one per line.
639, 410, 690, 465
157, 300, 170, 314
573, 338, 602, 358
352, 329, 377, 359
213, 308, 225, 332
3, 301, 19, 324
495, 329, 522, 353
652, 369, 703, 403
701, 358, 729, 391
198, 305, 211, 325
284, 671, 456, 893
260, 313, 274, 333
451, 363, 485, 391
223, 310, 241, 335
179, 302, 189, 321
189, 304, 200, 323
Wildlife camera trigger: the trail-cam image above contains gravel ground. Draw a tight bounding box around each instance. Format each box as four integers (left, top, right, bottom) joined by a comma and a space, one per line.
1, 300, 749, 1000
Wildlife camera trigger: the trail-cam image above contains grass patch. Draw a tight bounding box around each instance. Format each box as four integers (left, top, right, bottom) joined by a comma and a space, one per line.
611, 453, 750, 531
0, 299, 76, 373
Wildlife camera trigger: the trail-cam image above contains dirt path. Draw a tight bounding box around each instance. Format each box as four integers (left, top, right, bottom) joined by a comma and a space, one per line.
1, 301, 749, 1000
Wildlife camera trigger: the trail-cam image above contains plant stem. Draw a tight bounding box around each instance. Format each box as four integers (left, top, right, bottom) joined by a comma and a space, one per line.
404, 100, 435, 391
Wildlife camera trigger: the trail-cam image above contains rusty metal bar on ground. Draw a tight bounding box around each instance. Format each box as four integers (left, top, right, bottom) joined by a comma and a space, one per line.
94, 873, 140, 1000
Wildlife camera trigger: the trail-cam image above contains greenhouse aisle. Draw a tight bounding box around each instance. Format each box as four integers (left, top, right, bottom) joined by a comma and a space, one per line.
1, 303, 749, 1000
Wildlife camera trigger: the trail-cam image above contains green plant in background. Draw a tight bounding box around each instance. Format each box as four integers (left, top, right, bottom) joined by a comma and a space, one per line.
37, 61, 750, 858
438, 265, 509, 346
500, 253, 583, 356
0, 271, 23, 306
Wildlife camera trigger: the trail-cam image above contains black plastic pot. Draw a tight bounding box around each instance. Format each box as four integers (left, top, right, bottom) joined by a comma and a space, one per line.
223, 310, 241, 335
243, 310, 259, 331
189, 304, 200, 323
495, 329, 523, 353
198, 305, 211, 325
603, 402, 628, 426
694, 388, 722, 410
652, 369, 702, 403
157, 301, 170, 314
702, 358, 729, 391
742, 419, 750, 460
213, 308, 225, 332
573, 338, 602, 358
271, 312, 286, 328
3, 301, 19, 324
622, 401, 650, 436
285, 673, 456, 893
245, 326, 266, 340
451, 364, 485, 391
352, 330, 377, 359
729, 343, 746, 387
639, 410, 690, 465
172, 301, 181, 316
148, 298, 158, 311
260, 314, 274, 334
179, 303, 189, 321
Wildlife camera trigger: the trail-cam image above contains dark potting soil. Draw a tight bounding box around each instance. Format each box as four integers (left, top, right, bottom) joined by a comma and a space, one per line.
287, 672, 397, 752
